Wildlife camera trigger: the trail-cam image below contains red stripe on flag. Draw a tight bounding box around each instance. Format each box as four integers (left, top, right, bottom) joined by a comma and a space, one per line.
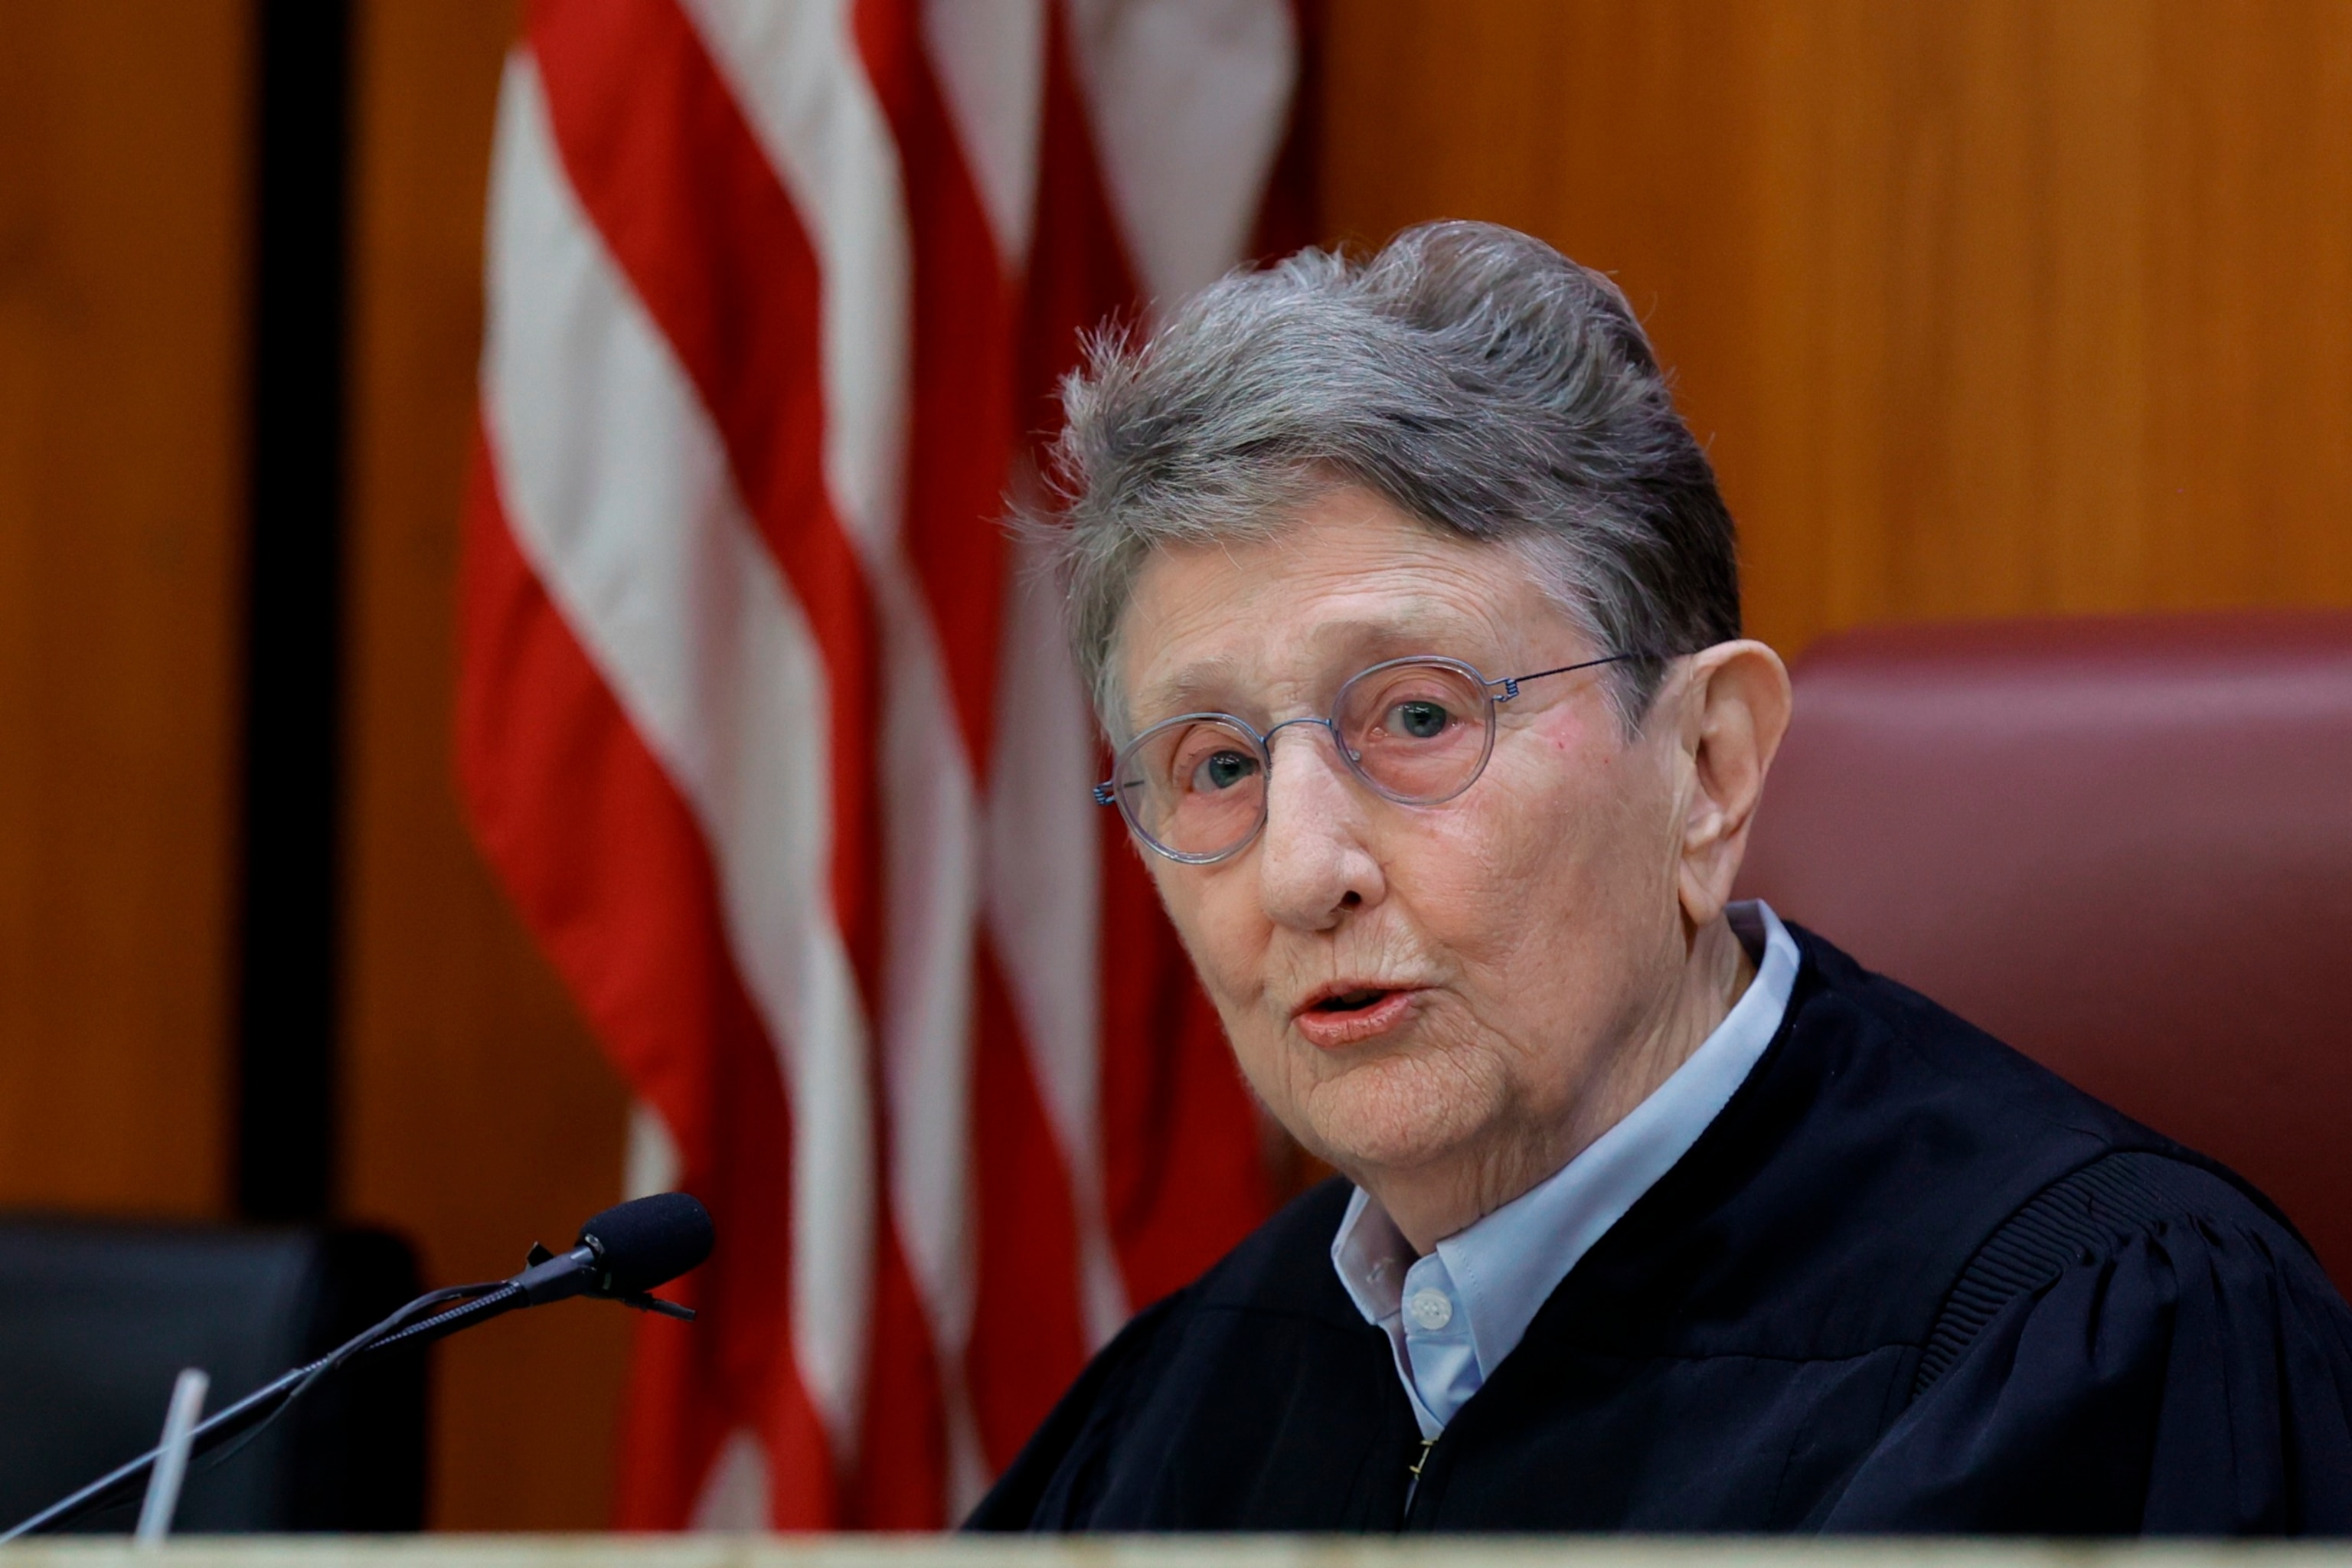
1021, 1, 1142, 440
845, 1237, 948, 1525
854, 0, 1018, 762
527, 0, 887, 1002
454, 439, 833, 1524
966, 933, 1091, 1471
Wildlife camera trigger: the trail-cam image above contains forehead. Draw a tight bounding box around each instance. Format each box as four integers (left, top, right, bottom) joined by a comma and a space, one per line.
1116, 488, 1572, 719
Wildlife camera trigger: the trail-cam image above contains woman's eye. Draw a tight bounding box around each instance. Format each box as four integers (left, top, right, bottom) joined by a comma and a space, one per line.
1390, 700, 1452, 740
1190, 750, 1259, 792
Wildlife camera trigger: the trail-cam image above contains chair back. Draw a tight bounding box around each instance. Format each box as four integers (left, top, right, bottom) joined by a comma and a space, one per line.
1737, 611, 2352, 1286
0, 1220, 426, 1533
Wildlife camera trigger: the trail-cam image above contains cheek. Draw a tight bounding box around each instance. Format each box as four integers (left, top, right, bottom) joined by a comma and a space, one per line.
1149, 858, 1276, 1032
1406, 728, 1666, 980
1150, 859, 1323, 1128
1418, 749, 1603, 929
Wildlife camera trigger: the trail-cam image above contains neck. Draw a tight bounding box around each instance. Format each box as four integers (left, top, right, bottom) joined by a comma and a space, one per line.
1375, 911, 1758, 1255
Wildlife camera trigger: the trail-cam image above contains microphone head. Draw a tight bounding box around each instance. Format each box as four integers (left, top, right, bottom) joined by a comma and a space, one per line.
577, 1192, 714, 1296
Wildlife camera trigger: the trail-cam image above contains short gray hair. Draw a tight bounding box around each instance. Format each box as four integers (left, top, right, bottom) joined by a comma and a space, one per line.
1039, 220, 1743, 735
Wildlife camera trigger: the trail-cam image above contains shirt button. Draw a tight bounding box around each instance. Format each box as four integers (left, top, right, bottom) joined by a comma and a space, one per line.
1407, 1288, 1453, 1330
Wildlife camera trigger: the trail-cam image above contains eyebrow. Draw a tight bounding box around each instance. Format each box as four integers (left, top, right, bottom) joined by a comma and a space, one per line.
1130, 653, 1253, 724
1305, 608, 1488, 664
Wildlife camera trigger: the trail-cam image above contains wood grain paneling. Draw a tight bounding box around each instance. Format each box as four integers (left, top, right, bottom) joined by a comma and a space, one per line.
338, 0, 634, 1530
1321, 1, 2352, 654
0, 2, 250, 1217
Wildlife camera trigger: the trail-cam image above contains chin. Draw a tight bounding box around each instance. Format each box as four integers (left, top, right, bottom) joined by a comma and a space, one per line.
1286, 1045, 1502, 1178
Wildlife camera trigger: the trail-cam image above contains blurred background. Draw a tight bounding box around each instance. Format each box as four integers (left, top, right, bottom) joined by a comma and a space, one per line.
4, 0, 2349, 1534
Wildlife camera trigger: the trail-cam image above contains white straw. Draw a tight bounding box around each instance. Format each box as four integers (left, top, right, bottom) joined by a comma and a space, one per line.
134, 1367, 209, 1544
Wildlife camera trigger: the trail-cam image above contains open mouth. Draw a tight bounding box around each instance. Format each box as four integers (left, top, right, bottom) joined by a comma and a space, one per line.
1311, 987, 1393, 1014
1292, 983, 1421, 1048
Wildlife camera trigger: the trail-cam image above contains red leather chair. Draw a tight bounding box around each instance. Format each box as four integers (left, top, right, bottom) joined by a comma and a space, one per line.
1736, 610, 2352, 1289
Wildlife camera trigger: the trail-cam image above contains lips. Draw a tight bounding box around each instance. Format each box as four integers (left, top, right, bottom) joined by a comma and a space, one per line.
1291, 982, 1425, 1050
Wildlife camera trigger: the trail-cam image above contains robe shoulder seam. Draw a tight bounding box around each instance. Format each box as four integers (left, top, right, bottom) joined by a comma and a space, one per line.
1912, 1148, 2295, 1400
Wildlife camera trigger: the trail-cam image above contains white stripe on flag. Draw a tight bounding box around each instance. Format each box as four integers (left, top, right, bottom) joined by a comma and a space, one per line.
482, 51, 876, 1447
1063, 0, 1297, 308
678, 0, 910, 557
923, 0, 1047, 264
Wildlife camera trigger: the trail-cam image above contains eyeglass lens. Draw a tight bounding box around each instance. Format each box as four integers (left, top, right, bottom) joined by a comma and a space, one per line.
1109, 660, 1497, 861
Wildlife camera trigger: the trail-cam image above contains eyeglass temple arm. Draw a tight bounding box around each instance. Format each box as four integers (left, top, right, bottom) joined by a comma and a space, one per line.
1492, 651, 1640, 701
1092, 782, 1117, 806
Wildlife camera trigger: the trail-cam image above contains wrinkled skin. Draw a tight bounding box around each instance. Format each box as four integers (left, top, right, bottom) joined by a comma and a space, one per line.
1115, 485, 1793, 1252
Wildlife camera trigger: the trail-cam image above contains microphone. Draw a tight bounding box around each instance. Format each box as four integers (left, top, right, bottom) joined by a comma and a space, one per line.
2, 1193, 714, 1540
368, 1192, 716, 1349
515, 1192, 717, 1309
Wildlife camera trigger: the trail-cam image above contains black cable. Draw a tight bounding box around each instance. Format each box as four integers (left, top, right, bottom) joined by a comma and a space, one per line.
193, 1279, 508, 1477
362, 1283, 524, 1356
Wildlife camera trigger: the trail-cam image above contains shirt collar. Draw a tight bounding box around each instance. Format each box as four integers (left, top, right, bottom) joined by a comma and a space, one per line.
1331, 901, 1800, 1385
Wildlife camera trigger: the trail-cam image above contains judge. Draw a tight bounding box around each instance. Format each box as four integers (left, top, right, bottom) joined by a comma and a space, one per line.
972, 222, 2352, 1534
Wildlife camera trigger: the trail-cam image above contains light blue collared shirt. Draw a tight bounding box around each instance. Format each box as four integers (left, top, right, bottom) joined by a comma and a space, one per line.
1330, 900, 1800, 1437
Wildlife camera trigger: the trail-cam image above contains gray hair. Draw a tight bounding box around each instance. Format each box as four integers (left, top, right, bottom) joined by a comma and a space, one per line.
1038, 220, 1742, 736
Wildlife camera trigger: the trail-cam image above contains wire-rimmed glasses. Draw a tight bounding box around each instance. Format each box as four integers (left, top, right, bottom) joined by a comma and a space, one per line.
1094, 652, 1635, 864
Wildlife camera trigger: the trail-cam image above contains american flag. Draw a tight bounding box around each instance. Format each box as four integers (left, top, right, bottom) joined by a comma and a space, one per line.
453, 0, 1309, 1530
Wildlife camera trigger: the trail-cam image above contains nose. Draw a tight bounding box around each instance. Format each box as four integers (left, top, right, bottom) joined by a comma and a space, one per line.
1254, 721, 1384, 929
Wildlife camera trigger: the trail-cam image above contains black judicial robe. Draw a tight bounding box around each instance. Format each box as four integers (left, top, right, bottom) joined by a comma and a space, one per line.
970, 926, 2352, 1534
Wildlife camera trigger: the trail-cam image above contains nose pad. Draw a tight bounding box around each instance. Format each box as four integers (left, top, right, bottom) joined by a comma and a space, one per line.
1260, 719, 1354, 789
1260, 715, 1357, 771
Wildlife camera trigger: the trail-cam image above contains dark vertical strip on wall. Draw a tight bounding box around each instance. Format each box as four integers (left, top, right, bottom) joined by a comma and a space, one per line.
235, 0, 352, 1222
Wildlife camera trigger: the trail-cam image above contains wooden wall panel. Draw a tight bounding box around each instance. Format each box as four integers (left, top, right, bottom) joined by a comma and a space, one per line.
1320, 1, 2352, 654
338, 0, 634, 1530
0, 2, 250, 1217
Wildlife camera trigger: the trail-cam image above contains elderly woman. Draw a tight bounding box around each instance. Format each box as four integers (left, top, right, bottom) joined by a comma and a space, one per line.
972, 224, 2352, 1534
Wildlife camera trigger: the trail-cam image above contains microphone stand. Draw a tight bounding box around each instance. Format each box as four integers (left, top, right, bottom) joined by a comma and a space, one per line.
2, 1246, 694, 1541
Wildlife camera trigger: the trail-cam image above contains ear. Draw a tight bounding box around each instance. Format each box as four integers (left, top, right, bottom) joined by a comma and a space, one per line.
1672, 640, 1793, 929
